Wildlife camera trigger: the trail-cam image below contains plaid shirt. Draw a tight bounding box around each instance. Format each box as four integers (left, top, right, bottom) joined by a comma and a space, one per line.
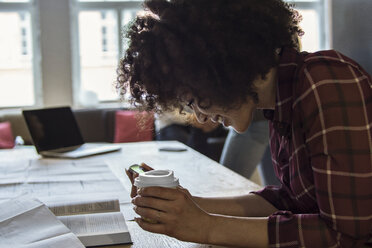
254, 47, 372, 247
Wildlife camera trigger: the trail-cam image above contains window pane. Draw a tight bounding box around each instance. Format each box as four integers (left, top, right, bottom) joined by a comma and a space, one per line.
0, 11, 34, 107
297, 8, 320, 52
78, 0, 141, 2
287, 0, 320, 2
0, 0, 30, 2
121, 9, 137, 52
78, 10, 119, 101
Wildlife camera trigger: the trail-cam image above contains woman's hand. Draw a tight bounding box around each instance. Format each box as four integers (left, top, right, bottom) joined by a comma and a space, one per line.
125, 162, 153, 198
132, 186, 212, 244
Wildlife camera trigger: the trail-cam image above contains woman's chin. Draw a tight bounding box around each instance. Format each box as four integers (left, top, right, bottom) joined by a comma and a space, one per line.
232, 121, 251, 133
232, 127, 246, 134
221, 118, 229, 128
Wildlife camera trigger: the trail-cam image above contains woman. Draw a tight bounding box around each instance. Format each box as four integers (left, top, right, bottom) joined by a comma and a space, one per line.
117, 0, 372, 247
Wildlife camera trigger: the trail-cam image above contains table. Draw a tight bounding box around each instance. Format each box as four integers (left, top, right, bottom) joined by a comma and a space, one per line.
0, 141, 260, 248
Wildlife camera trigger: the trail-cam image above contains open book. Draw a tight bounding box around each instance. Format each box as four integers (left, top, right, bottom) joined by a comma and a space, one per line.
0, 196, 85, 248
48, 198, 132, 247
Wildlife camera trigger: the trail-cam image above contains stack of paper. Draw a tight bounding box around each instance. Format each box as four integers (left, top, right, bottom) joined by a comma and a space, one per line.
0, 159, 131, 204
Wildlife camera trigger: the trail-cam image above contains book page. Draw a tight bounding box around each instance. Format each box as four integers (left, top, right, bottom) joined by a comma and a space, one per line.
48, 198, 120, 216
0, 196, 84, 248
58, 211, 129, 235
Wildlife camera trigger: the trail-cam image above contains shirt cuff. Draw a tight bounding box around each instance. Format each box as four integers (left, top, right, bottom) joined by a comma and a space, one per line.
267, 211, 299, 248
251, 185, 293, 211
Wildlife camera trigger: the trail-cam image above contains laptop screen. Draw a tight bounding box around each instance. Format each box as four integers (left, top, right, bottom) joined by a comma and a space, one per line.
23, 107, 84, 152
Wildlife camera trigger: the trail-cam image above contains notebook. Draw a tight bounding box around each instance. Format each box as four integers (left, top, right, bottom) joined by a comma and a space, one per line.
22, 106, 121, 159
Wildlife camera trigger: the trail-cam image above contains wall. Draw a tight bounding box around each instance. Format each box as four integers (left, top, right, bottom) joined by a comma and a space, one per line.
39, 0, 73, 107
331, 0, 372, 75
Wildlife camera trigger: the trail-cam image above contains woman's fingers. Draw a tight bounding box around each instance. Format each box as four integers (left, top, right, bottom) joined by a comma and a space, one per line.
125, 168, 140, 198
134, 218, 168, 235
138, 186, 185, 201
131, 187, 138, 198
125, 169, 134, 183
132, 194, 174, 213
133, 205, 169, 223
132, 186, 211, 244
140, 162, 153, 171
126, 163, 151, 198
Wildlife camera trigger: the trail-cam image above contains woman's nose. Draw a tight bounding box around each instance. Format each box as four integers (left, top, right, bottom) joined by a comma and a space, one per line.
210, 115, 220, 123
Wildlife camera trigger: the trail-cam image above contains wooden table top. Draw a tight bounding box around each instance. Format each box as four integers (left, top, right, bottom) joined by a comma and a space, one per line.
0, 141, 260, 248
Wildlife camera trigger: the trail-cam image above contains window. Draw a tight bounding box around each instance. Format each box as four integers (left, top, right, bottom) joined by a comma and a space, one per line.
71, 0, 329, 105
0, 0, 41, 108
0, 0, 329, 109
71, 0, 141, 105
286, 0, 330, 52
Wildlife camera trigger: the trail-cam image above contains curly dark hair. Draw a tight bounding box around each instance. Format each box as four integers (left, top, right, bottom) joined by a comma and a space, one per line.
117, 0, 302, 112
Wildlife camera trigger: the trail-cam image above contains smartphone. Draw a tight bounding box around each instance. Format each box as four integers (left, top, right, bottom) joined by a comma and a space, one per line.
128, 164, 147, 174
158, 147, 187, 152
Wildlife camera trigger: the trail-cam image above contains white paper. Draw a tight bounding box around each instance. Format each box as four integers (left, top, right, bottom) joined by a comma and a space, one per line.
0, 159, 131, 204
26, 160, 115, 182
0, 160, 30, 184
0, 196, 84, 248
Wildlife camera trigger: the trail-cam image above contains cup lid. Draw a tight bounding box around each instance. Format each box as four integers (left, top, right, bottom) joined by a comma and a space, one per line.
134, 170, 179, 188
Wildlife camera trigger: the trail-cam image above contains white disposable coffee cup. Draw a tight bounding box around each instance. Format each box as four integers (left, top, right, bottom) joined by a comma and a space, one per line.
134, 169, 179, 189
134, 170, 179, 223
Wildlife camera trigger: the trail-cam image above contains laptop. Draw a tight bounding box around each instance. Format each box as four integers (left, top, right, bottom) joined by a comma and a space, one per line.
22, 106, 121, 159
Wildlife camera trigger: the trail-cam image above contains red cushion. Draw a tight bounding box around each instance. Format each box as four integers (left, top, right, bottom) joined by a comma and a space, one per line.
114, 111, 154, 143
0, 122, 15, 149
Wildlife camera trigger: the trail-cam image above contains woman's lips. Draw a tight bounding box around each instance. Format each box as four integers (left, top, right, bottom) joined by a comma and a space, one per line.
210, 115, 229, 127
214, 115, 229, 127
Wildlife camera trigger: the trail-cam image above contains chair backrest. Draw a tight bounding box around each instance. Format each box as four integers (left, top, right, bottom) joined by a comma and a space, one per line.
0, 112, 31, 145
113, 110, 154, 143
0, 121, 15, 149
73, 108, 118, 143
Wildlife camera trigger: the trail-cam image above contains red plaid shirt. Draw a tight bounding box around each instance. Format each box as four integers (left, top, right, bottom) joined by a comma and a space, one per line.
254, 47, 372, 247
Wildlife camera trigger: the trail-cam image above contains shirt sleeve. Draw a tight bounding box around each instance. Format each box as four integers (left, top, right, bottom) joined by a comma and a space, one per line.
257, 54, 372, 247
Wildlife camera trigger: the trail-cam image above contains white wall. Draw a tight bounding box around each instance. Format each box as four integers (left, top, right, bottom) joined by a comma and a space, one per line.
39, 0, 73, 107
331, 0, 372, 75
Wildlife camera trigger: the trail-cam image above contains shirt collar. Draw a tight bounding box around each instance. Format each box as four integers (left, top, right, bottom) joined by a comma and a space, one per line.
264, 47, 304, 137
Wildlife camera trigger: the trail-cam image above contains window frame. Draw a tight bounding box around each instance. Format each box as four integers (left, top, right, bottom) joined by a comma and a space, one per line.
0, 0, 331, 109
69, 0, 142, 106
0, 0, 43, 109
286, 0, 331, 50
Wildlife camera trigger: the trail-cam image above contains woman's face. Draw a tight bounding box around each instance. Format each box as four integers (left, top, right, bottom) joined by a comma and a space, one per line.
188, 98, 257, 133
185, 67, 277, 133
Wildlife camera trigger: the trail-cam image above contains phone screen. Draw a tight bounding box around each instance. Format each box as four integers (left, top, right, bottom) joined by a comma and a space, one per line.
129, 164, 146, 174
